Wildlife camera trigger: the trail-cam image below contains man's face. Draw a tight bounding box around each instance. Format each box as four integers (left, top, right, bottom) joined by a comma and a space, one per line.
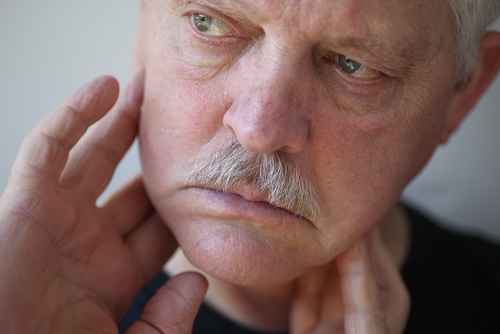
137, 0, 457, 286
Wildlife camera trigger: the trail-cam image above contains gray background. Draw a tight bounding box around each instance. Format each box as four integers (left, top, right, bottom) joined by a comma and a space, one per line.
1, 1, 500, 242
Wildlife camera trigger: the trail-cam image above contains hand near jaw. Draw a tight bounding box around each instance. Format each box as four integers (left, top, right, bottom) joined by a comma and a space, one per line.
0, 74, 207, 334
290, 228, 410, 334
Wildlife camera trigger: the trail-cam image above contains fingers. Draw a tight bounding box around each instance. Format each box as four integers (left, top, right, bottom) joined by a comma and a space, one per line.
100, 174, 173, 283
313, 266, 345, 333
125, 272, 208, 334
336, 237, 389, 334
365, 228, 410, 334
364, 228, 401, 291
60, 71, 145, 201
12, 76, 119, 183
290, 265, 329, 334
125, 212, 179, 285
100, 173, 153, 236
291, 229, 409, 334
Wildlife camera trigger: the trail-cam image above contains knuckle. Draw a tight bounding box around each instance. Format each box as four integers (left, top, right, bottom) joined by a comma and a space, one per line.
64, 102, 92, 127
27, 132, 69, 179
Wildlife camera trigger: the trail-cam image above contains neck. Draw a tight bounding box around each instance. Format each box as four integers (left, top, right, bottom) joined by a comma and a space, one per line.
164, 203, 411, 332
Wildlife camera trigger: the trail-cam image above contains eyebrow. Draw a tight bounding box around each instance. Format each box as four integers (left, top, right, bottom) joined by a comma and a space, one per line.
183, 0, 245, 17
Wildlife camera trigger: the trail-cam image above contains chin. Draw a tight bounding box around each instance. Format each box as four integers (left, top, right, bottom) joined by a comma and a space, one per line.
170, 217, 322, 287
150, 185, 341, 286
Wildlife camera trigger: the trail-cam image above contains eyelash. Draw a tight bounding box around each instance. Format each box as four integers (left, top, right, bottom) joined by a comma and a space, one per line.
323, 54, 382, 80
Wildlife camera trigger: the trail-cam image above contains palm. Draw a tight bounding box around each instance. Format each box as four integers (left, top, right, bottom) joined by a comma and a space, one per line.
26, 188, 139, 333
0, 74, 176, 333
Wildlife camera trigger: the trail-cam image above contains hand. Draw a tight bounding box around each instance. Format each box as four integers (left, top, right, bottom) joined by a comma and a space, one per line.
0, 74, 207, 333
290, 228, 410, 334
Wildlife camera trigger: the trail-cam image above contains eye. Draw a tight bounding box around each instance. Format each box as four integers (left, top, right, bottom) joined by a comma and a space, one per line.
192, 13, 236, 37
338, 55, 362, 73
329, 54, 380, 79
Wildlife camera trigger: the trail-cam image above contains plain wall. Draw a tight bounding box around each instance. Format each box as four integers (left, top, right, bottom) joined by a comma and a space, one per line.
1, 1, 500, 242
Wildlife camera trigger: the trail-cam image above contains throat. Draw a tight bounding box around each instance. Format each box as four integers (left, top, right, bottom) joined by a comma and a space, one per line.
165, 249, 294, 332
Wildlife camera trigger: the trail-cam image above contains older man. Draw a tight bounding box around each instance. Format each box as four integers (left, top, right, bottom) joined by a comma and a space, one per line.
1, 0, 500, 333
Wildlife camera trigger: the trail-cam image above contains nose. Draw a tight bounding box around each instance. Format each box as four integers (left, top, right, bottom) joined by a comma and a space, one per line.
223, 53, 310, 154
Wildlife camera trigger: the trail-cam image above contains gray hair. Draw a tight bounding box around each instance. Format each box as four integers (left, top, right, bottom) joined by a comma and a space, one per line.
449, 0, 500, 84
185, 141, 320, 218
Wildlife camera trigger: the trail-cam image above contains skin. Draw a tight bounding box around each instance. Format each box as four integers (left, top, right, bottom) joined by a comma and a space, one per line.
138, 0, 456, 286
134, 0, 500, 330
0, 74, 208, 334
0, 0, 500, 333
135, 0, 451, 325
0, 74, 407, 334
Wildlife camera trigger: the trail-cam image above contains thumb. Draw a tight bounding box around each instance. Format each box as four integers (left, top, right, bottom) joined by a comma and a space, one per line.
126, 272, 208, 334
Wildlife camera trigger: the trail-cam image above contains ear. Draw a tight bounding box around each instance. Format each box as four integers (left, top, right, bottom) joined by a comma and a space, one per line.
440, 31, 500, 143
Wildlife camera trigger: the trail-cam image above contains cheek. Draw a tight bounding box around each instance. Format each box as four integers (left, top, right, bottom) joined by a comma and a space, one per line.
139, 55, 232, 198
310, 118, 402, 239
310, 88, 451, 242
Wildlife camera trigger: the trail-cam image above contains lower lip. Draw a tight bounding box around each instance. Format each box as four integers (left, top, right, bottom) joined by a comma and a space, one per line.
187, 187, 308, 229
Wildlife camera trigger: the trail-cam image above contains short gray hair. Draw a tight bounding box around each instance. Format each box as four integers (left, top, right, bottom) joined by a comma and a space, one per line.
449, 0, 500, 84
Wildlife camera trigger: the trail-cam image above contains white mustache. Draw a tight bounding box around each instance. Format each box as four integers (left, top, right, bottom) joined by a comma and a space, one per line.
185, 141, 320, 218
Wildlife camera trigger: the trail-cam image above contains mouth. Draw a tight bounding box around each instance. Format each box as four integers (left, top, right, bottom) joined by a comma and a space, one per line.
185, 185, 314, 228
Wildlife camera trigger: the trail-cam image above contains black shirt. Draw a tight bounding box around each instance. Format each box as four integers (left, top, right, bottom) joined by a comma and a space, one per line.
402, 207, 500, 333
119, 206, 500, 333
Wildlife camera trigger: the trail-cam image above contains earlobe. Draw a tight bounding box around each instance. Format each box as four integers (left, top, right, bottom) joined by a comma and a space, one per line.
440, 31, 500, 143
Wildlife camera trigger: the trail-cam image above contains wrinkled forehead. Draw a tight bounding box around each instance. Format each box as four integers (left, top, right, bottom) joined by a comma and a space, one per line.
224, 0, 451, 32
